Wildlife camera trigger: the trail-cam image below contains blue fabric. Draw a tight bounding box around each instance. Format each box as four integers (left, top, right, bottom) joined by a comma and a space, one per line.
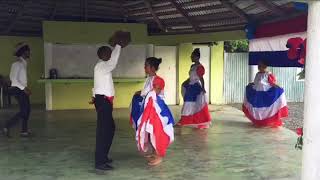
249, 51, 304, 67
245, 23, 256, 40
157, 96, 175, 125
131, 94, 144, 130
294, 2, 308, 11
183, 83, 203, 102
131, 94, 175, 129
246, 85, 284, 108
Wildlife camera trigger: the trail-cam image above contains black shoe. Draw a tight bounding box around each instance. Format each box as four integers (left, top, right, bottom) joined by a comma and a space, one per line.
95, 164, 114, 171
106, 158, 113, 164
3, 128, 10, 138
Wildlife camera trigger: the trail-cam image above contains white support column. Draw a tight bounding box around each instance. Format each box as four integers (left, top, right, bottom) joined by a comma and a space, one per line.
248, 65, 258, 83
44, 43, 53, 110
302, 1, 320, 180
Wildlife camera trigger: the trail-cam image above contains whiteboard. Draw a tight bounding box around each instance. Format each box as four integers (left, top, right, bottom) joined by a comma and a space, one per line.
49, 44, 148, 78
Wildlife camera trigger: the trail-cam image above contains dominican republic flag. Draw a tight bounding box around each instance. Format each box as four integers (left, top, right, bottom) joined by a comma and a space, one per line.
249, 32, 306, 67
130, 91, 174, 157
179, 83, 211, 128
242, 82, 289, 127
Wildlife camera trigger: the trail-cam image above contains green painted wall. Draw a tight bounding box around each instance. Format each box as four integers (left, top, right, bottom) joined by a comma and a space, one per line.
0, 36, 45, 104
210, 42, 224, 104
42, 21, 242, 109
43, 21, 149, 44
43, 21, 148, 109
177, 43, 193, 105
0, 22, 243, 109
51, 82, 143, 110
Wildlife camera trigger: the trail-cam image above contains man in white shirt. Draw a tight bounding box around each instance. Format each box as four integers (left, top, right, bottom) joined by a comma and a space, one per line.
3, 42, 32, 137
92, 31, 130, 172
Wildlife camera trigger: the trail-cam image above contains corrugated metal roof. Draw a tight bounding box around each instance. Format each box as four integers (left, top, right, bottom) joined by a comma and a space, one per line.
0, 0, 306, 36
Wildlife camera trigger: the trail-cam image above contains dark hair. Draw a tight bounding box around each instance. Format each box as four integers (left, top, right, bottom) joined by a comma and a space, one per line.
97, 46, 112, 59
146, 57, 162, 71
258, 60, 268, 66
15, 45, 30, 57
192, 48, 200, 58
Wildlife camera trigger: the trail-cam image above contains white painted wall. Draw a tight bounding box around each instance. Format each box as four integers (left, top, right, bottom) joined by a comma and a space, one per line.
155, 46, 177, 105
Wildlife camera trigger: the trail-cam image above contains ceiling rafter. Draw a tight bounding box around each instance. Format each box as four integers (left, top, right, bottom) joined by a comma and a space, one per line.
118, 0, 129, 22
220, 0, 249, 22
169, 0, 200, 32
50, 0, 58, 20
255, 0, 285, 16
3, 0, 30, 34
143, 0, 166, 32
83, 0, 88, 21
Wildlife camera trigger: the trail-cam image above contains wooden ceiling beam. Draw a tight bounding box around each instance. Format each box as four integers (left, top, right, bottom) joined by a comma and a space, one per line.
128, 3, 226, 16
0, 31, 41, 37
150, 24, 244, 35
50, 0, 58, 20
165, 17, 244, 27
123, 0, 144, 7
129, 4, 227, 18
83, 0, 88, 21
128, 4, 175, 15
169, 0, 200, 32
180, 0, 220, 7
93, 0, 123, 7
144, 0, 166, 32
117, 0, 129, 22
141, 11, 238, 23
219, 0, 249, 22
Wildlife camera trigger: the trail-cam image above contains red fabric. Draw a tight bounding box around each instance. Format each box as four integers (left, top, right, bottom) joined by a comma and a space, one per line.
268, 74, 277, 86
296, 128, 303, 136
196, 65, 205, 77
242, 104, 289, 128
179, 105, 211, 128
153, 76, 165, 90
105, 96, 114, 104
137, 98, 170, 157
299, 39, 306, 65
255, 15, 307, 38
287, 37, 304, 60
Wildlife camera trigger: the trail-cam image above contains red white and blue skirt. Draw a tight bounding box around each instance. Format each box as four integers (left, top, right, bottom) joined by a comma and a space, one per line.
242, 85, 289, 127
178, 83, 211, 129
130, 92, 174, 157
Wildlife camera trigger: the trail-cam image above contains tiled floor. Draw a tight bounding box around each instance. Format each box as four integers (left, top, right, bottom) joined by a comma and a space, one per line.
0, 105, 301, 180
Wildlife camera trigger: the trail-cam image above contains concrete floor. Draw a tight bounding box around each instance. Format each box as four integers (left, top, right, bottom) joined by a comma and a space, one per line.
0, 105, 301, 180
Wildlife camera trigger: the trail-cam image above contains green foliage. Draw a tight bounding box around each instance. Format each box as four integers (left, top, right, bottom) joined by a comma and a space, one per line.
297, 68, 305, 80
224, 40, 249, 53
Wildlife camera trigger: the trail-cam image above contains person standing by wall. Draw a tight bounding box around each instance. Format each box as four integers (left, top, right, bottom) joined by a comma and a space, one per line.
3, 42, 32, 137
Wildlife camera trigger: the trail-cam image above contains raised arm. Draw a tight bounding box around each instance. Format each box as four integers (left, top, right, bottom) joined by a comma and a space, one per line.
101, 45, 121, 73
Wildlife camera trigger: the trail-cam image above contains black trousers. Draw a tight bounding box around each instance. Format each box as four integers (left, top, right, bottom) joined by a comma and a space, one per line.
94, 95, 115, 167
5, 87, 30, 132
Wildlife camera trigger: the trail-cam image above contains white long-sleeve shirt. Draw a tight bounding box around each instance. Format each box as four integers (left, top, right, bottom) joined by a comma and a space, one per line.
93, 45, 121, 97
141, 76, 154, 97
10, 57, 27, 90
141, 75, 164, 98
